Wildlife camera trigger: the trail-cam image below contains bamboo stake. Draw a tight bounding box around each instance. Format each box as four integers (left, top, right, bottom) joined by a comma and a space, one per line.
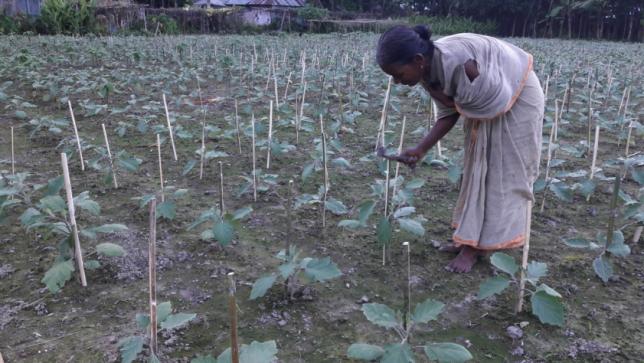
432, 101, 442, 158
286, 179, 294, 252
543, 74, 550, 101
515, 200, 533, 314
617, 86, 627, 116
283, 71, 292, 100
392, 116, 406, 198
299, 82, 307, 134
321, 131, 328, 229
101, 124, 118, 188
266, 100, 273, 169
234, 100, 242, 154
587, 90, 593, 149
197, 75, 207, 180
228, 272, 240, 363
67, 101, 85, 171
273, 63, 280, 108
383, 159, 390, 266
218, 161, 225, 216
294, 94, 300, 144
625, 118, 634, 157
403, 241, 411, 328
10, 126, 15, 175
148, 198, 158, 356
251, 114, 257, 202
375, 76, 393, 151
265, 51, 273, 91
540, 120, 556, 213
157, 134, 165, 203
590, 125, 600, 180
61, 152, 87, 287
300, 50, 306, 87
162, 93, 178, 161
633, 226, 643, 244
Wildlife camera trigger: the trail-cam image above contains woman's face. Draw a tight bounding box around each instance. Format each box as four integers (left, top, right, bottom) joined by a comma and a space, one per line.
380, 54, 425, 87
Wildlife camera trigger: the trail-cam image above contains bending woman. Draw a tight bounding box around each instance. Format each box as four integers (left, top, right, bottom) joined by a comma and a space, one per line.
377, 25, 544, 273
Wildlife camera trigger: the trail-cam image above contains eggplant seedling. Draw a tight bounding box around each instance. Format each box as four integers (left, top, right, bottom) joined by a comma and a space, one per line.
188, 206, 253, 246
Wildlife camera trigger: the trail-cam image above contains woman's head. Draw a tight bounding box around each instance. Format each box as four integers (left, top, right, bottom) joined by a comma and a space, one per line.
376, 25, 434, 86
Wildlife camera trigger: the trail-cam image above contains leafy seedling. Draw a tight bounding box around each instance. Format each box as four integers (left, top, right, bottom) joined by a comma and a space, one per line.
188, 206, 252, 246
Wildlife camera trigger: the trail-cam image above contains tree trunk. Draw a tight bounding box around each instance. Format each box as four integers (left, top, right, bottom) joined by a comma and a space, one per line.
511, 17, 516, 37
567, 7, 572, 38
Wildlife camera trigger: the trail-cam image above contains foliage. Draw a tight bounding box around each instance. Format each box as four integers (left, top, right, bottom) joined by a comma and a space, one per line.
347, 298, 472, 362
407, 15, 497, 35
478, 252, 565, 327
249, 245, 341, 300
192, 340, 278, 363
39, 0, 97, 35
297, 5, 329, 21
188, 206, 252, 246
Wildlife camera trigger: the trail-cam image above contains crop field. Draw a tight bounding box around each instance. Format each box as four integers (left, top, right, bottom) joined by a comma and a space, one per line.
0, 33, 642, 362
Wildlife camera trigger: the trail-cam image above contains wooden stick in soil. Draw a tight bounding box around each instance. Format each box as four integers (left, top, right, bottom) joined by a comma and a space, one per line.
162, 93, 178, 161
197, 75, 207, 180
589, 125, 600, 181
156, 134, 165, 203
228, 272, 240, 363
67, 101, 85, 171
273, 63, 280, 108
266, 100, 273, 169
515, 200, 533, 314
148, 198, 158, 357
605, 171, 622, 250
392, 116, 407, 198
632, 226, 643, 244
375, 76, 393, 151
298, 82, 307, 142
218, 161, 225, 216
432, 101, 443, 158
294, 94, 300, 145
234, 99, 242, 154
101, 124, 118, 189
403, 241, 411, 330
251, 114, 257, 202
283, 71, 292, 100
61, 152, 87, 287
383, 159, 390, 266
540, 119, 556, 213
321, 131, 328, 229
10, 126, 15, 175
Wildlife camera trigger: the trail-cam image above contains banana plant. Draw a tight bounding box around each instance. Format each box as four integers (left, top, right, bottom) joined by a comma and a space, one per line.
347, 298, 472, 362
477, 252, 564, 327
249, 245, 342, 301
119, 301, 196, 363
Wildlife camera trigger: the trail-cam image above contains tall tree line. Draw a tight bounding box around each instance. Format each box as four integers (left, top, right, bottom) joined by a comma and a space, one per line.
313, 0, 642, 41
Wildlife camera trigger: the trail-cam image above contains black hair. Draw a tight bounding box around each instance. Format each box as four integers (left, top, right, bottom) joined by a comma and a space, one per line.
376, 25, 434, 67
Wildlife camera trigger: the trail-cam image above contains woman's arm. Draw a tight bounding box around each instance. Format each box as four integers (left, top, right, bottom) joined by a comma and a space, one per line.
398, 113, 459, 165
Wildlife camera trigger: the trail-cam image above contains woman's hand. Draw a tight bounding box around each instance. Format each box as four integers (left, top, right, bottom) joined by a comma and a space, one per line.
397, 146, 425, 167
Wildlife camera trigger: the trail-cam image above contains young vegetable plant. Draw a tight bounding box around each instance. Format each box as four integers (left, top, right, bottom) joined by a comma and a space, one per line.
7, 174, 128, 292
294, 184, 349, 217
119, 301, 196, 363
347, 298, 473, 362
187, 206, 253, 246
236, 170, 278, 198
191, 341, 278, 363
249, 245, 342, 300
477, 252, 564, 327
135, 187, 189, 221
87, 147, 142, 186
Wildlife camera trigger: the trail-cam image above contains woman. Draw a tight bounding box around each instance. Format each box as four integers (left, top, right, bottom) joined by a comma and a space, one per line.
377, 25, 544, 273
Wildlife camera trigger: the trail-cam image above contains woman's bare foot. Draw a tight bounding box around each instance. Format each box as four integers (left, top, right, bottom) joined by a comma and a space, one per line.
445, 246, 482, 273
438, 245, 462, 254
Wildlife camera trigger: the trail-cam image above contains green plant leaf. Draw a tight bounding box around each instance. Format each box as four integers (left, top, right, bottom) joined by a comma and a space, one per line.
381, 343, 414, 363
490, 252, 519, 276
213, 220, 235, 245
358, 199, 376, 224
45, 176, 64, 196
593, 254, 613, 283
96, 242, 126, 257
362, 303, 399, 328
398, 218, 425, 236
393, 206, 416, 218
84, 260, 101, 270
537, 284, 562, 298
347, 343, 385, 361
239, 340, 278, 363
332, 157, 352, 169
278, 261, 297, 279
526, 261, 548, 283
549, 182, 573, 203
377, 217, 392, 245
303, 257, 342, 282
411, 298, 445, 324
157, 200, 176, 220
118, 335, 144, 363
607, 242, 631, 257
149, 353, 161, 363
405, 178, 425, 189
42, 259, 74, 293
325, 197, 348, 215
117, 155, 142, 172
182, 159, 198, 176
74, 192, 100, 215
477, 276, 511, 300
232, 206, 253, 220
338, 219, 362, 228
424, 343, 473, 362
531, 290, 564, 327
157, 301, 172, 323
160, 313, 196, 330
39, 195, 66, 214
191, 355, 217, 363
250, 274, 277, 300
20, 207, 42, 226
564, 238, 592, 248
576, 179, 596, 198
135, 313, 150, 330
448, 164, 462, 184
